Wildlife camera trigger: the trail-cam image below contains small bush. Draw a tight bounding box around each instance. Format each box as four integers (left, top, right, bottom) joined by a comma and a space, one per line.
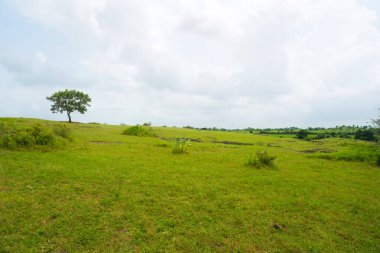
172, 138, 191, 154
122, 125, 155, 137
53, 124, 72, 140
246, 151, 277, 169
296, 130, 309, 140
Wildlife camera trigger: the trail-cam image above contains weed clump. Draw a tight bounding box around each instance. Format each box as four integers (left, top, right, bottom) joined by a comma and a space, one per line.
0, 123, 71, 150
122, 125, 156, 137
53, 124, 72, 140
172, 138, 191, 154
246, 150, 277, 169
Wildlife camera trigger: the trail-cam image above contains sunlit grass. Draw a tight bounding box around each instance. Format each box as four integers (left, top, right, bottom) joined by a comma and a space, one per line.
0, 118, 379, 252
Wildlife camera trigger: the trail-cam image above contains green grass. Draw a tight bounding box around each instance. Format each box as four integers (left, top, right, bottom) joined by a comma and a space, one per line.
0, 117, 379, 252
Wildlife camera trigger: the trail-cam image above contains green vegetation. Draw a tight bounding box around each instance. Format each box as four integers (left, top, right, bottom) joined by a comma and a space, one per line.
1, 117, 380, 252
354, 129, 377, 142
47, 89, 91, 123
172, 138, 191, 154
296, 129, 309, 140
246, 150, 277, 169
0, 121, 71, 150
122, 125, 156, 137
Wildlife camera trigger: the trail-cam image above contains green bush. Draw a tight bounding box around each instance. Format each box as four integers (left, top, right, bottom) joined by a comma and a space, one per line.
296, 130, 309, 140
354, 129, 377, 142
31, 124, 55, 145
246, 151, 277, 169
122, 125, 156, 137
53, 124, 72, 140
172, 138, 191, 154
0, 123, 70, 150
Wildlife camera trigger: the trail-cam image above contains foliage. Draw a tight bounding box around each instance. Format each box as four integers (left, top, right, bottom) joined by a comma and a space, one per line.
53, 124, 72, 140
354, 129, 377, 142
122, 125, 155, 137
172, 138, 191, 154
46, 89, 91, 123
246, 150, 277, 168
0, 123, 70, 149
296, 130, 309, 140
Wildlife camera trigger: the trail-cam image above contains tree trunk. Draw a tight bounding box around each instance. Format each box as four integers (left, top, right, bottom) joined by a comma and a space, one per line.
67, 112, 72, 123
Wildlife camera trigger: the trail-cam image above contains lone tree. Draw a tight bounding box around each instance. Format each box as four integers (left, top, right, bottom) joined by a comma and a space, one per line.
47, 89, 91, 123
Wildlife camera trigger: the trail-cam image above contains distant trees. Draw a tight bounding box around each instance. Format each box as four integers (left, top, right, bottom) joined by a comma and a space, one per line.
47, 89, 91, 123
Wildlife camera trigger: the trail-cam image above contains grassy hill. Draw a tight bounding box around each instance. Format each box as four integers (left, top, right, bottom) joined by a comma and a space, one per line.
1, 118, 379, 252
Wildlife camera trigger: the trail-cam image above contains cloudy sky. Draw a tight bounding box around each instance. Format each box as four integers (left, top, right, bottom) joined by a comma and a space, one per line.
1, 0, 379, 128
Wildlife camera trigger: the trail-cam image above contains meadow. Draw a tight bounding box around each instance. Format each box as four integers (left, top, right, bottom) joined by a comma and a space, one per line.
0, 118, 379, 252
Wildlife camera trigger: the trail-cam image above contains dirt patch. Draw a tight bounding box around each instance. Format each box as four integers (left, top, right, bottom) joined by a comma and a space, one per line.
90, 141, 127, 144
213, 140, 254, 146
267, 143, 281, 148
300, 149, 336, 154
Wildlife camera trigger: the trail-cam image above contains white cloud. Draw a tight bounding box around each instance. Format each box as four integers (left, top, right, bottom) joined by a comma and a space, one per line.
1, 0, 380, 127
35, 51, 47, 63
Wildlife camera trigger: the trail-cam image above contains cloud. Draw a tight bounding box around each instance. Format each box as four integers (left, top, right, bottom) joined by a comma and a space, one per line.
1, 0, 380, 127
35, 51, 47, 63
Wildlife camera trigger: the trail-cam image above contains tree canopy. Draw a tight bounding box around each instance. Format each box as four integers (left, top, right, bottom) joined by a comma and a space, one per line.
46, 89, 91, 123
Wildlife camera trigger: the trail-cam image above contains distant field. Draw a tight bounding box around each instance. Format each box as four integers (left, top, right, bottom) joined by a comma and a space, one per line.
1, 118, 379, 252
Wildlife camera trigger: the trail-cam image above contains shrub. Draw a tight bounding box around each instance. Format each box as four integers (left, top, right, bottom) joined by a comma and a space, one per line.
314, 133, 327, 140
172, 138, 191, 154
53, 124, 72, 140
122, 125, 155, 137
0, 123, 59, 149
296, 130, 309, 140
246, 151, 277, 169
31, 124, 55, 145
354, 129, 377, 142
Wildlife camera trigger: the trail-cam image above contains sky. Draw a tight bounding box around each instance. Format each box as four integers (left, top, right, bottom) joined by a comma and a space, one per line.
0, 0, 380, 128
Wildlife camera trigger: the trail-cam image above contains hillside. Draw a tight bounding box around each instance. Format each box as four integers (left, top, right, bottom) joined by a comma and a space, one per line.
1, 118, 379, 252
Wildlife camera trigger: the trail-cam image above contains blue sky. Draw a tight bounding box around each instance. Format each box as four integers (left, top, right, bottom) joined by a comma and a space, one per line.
1, 0, 380, 128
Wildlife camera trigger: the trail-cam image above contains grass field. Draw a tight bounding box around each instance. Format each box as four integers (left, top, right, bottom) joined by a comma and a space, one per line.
1, 118, 379, 252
